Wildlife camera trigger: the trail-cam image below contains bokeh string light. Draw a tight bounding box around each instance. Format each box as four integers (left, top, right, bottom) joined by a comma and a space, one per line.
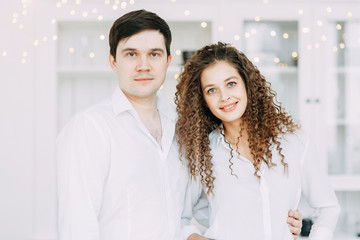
3, 0, 360, 64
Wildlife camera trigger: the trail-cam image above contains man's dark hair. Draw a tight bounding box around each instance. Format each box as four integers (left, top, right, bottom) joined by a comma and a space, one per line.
109, 9, 172, 59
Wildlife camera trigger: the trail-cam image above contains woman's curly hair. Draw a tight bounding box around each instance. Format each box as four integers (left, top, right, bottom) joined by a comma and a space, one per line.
175, 42, 299, 195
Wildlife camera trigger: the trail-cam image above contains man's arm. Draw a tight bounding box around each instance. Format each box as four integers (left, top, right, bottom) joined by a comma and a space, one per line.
57, 114, 109, 240
181, 177, 208, 240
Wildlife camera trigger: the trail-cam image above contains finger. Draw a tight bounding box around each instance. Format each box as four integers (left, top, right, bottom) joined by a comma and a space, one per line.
288, 225, 301, 236
288, 210, 294, 217
289, 210, 302, 220
292, 232, 298, 240
287, 217, 302, 228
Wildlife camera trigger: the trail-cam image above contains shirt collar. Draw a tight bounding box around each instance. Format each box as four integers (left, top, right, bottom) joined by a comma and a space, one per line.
111, 87, 133, 115
209, 124, 225, 149
156, 93, 177, 122
111, 86, 177, 122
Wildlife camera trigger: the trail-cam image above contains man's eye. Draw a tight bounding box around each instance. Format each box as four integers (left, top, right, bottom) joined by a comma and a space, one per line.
127, 52, 136, 57
151, 52, 159, 57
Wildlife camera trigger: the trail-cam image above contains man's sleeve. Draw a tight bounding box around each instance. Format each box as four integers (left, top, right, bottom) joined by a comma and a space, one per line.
57, 114, 109, 240
181, 177, 209, 240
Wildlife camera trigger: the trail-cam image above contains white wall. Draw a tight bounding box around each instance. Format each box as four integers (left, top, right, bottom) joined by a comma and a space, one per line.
0, 1, 36, 239
0, 0, 57, 239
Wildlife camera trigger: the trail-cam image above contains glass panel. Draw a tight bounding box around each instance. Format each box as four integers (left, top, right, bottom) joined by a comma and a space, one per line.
167, 21, 212, 66
161, 21, 212, 106
57, 73, 117, 132
328, 125, 360, 174
56, 21, 117, 132
327, 21, 360, 175
243, 21, 298, 119
57, 21, 112, 67
334, 192, 360, 238
298, 192, 360, 238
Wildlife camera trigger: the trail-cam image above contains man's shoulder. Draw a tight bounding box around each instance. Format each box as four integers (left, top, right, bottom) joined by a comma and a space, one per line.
74, 97, 114, 122
58, 98, 113, 136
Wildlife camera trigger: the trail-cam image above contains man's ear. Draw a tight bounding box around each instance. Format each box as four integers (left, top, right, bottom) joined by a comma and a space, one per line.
166, 54, 172, 68
109, 54, 116, 72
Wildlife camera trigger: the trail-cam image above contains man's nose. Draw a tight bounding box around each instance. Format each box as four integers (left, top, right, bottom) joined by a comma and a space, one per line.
136, 56, 151, 71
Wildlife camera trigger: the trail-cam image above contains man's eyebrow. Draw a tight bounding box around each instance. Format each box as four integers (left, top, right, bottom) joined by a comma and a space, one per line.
121, 48, 137, 53
150, 48, 165, 53
121, 48, 165, 53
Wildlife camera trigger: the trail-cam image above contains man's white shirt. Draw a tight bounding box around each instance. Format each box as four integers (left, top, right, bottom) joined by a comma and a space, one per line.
57, 87, 189, 240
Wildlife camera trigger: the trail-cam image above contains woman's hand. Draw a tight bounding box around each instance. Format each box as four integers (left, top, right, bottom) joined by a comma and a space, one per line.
188, 210, 302, 240
188, 233, 209, 240
287, 210, 303, 239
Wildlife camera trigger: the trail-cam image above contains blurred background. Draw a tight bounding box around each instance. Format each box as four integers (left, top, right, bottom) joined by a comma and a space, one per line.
0, 0, 359, 239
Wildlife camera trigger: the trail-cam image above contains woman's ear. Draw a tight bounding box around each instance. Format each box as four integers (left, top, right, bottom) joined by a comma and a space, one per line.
203, 99, 209, 108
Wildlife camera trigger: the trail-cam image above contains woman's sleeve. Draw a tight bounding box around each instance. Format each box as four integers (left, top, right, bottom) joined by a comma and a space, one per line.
181, 177, 209, 240
300, 134, 341, 240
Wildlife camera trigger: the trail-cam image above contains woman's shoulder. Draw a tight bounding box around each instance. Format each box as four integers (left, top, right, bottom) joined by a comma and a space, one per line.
280, 128, 308, 145
275, 129, 311, 161
209, 128, 223, 148
209, 128, 222, 139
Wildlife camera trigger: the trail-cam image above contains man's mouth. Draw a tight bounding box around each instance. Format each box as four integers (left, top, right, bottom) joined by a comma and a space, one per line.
134, 77, 153, 81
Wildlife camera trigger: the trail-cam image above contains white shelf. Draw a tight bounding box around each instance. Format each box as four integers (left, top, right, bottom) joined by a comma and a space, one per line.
260, 65, 298, 74
330, 175, 360, 191
57, 66, 183, 75
57, 66, 113, 74
328, 119, 360, 126
331, 67, 360, 74
57, 65, 182, 75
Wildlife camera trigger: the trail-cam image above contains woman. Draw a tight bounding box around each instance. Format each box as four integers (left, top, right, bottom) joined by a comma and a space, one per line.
176, 42, 340, 240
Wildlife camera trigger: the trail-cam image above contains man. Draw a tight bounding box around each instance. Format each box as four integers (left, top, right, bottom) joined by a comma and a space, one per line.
57, 9, 302, 240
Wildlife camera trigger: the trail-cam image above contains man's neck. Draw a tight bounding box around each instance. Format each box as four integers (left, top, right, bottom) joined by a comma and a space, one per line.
122, 90, 158, 117
122, 90, 162, 147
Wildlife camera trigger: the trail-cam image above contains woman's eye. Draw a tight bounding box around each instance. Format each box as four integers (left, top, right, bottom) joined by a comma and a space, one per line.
127, 52, 136, 57
151, 52, 159, 57
207, 88, 216, 94
227, 82, 236, 87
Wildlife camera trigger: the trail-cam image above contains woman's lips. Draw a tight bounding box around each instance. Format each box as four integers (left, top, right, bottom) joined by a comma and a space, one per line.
220, 102, 238, 112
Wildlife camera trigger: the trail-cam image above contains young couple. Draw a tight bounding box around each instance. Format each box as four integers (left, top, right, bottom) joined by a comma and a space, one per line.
57, 9, 340, 240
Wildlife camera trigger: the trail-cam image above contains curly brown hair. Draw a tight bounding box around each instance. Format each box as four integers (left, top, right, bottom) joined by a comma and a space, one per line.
175, 42, 299, 195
